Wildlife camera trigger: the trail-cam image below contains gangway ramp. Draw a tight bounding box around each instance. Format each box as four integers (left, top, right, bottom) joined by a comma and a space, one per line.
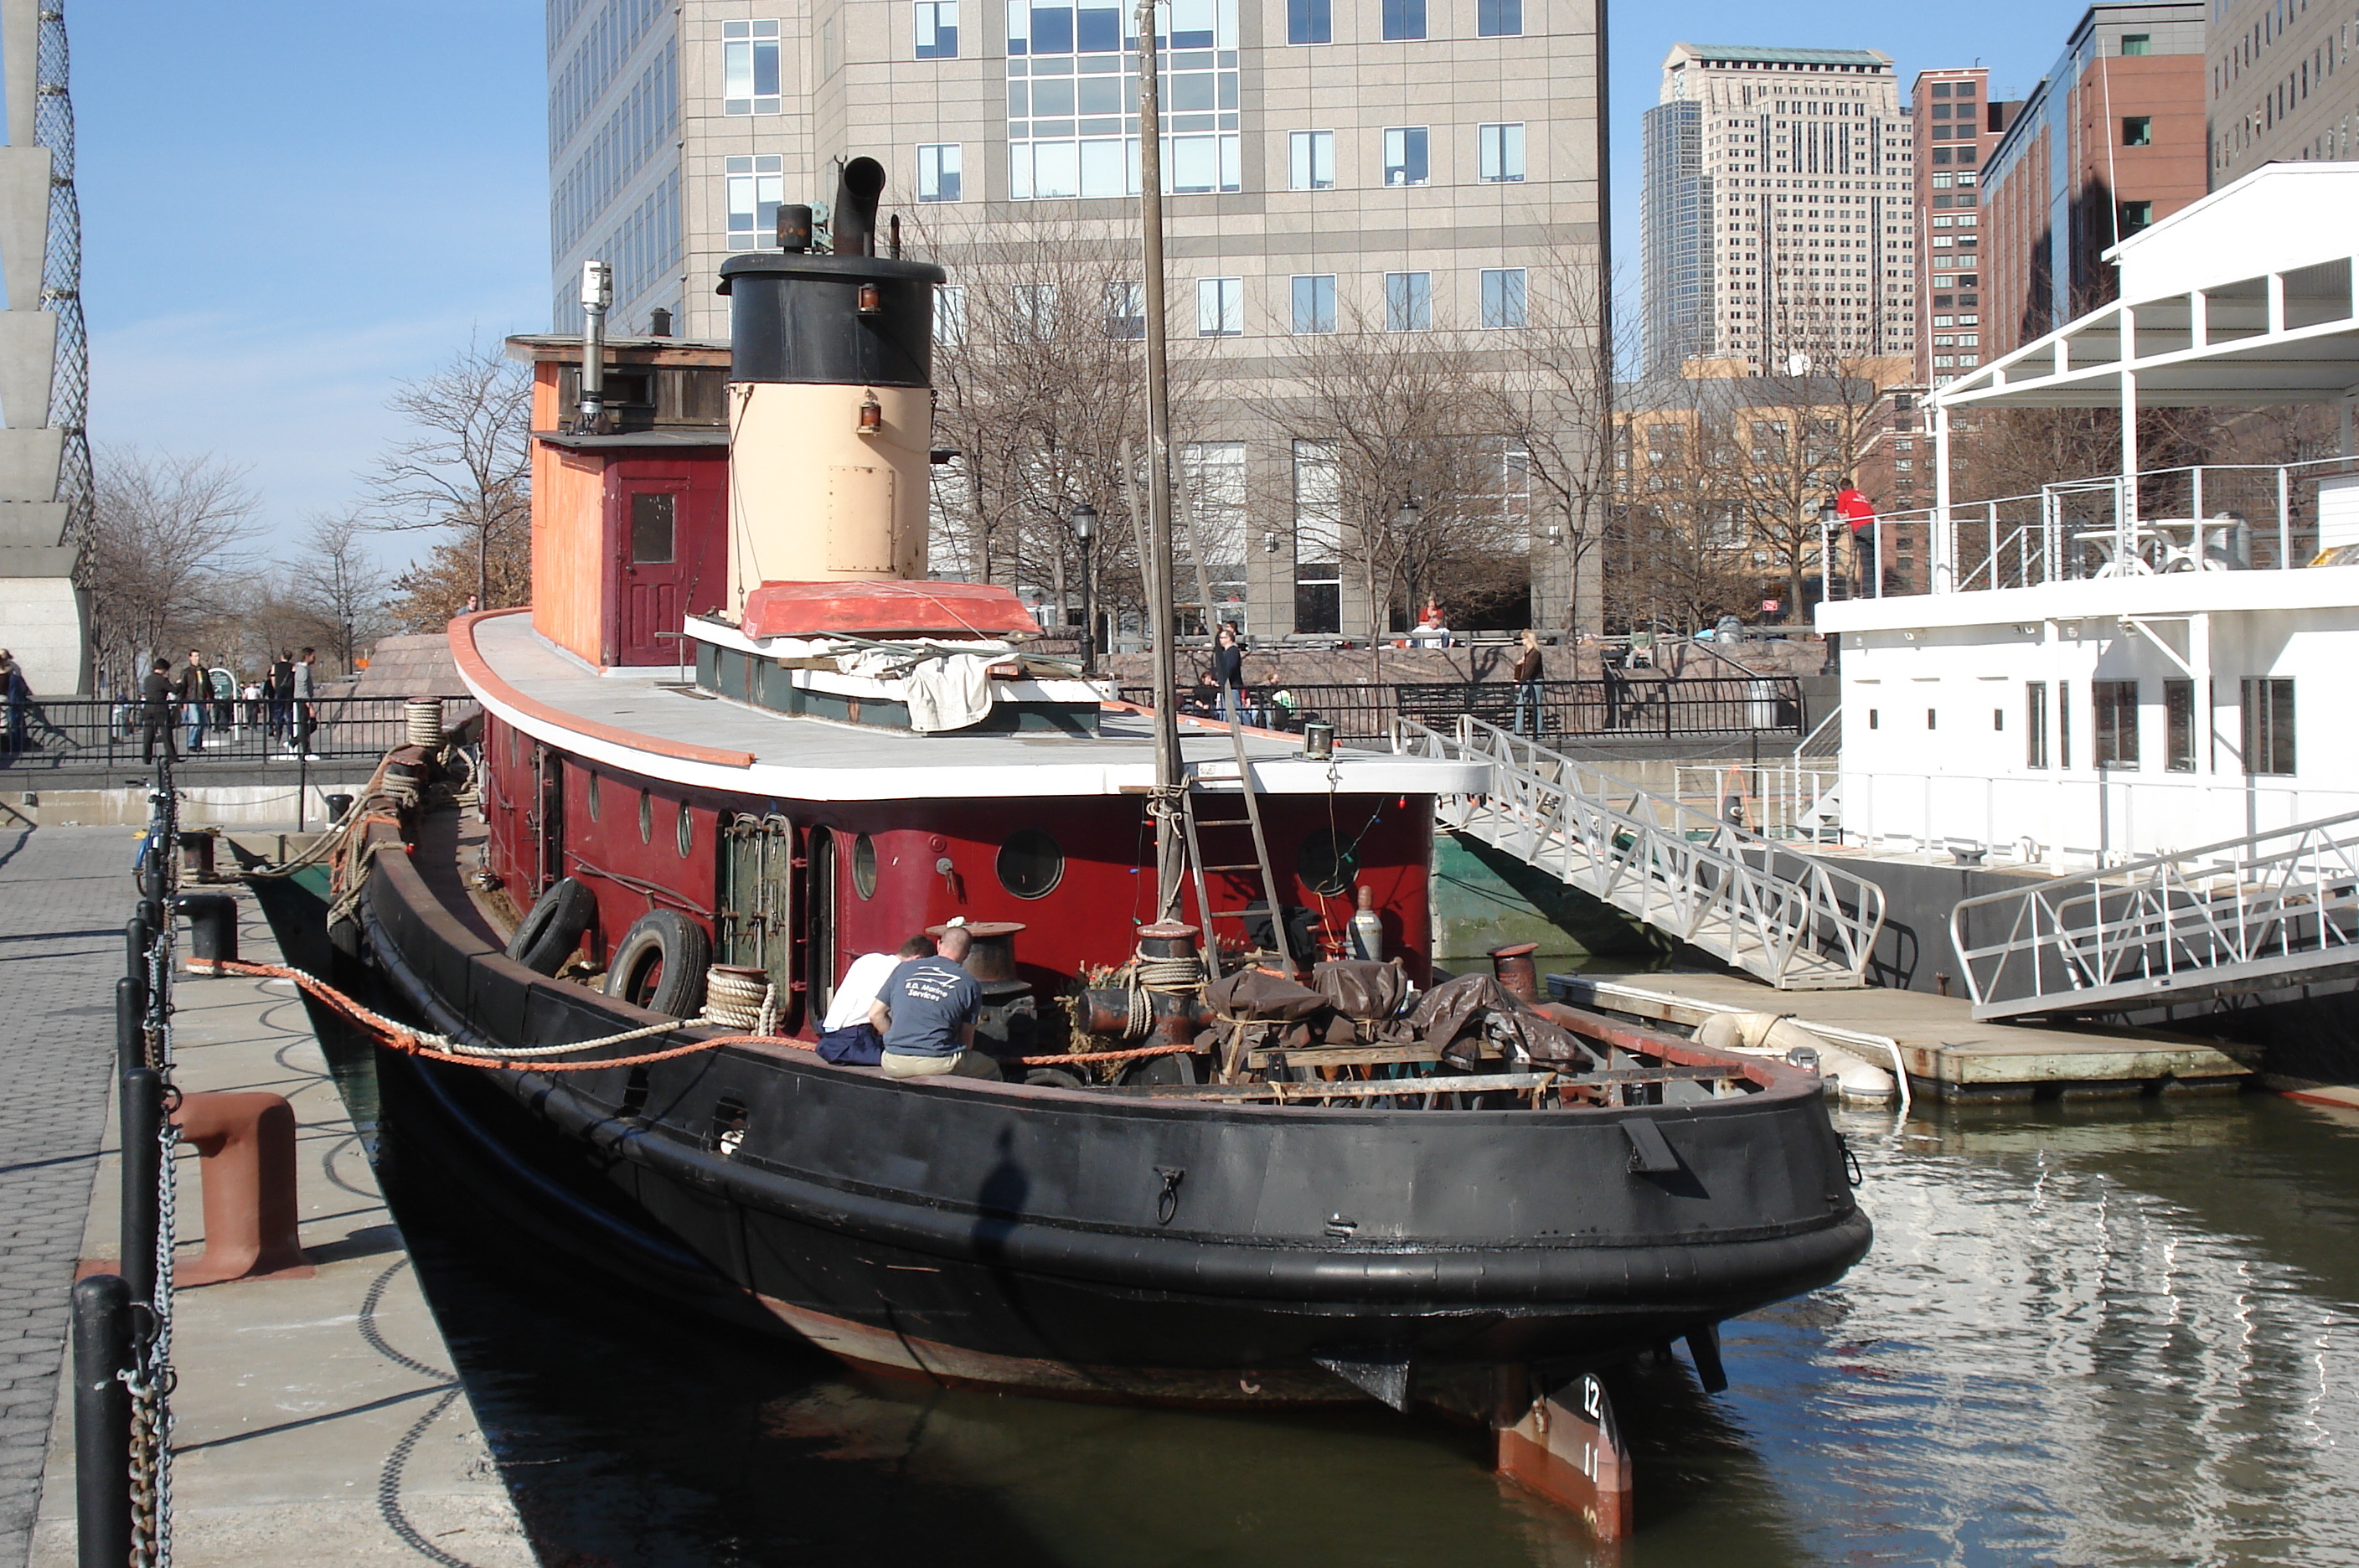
1951, 810, 2359, 1019
1393, 715, 1884, 989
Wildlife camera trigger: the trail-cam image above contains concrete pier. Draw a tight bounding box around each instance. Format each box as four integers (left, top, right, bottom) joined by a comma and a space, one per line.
1551, 970, 2254, 1102
0, 823, 530, 1566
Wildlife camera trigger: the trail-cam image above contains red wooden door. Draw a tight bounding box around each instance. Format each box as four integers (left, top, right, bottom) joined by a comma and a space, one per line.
607, 457, 726, 667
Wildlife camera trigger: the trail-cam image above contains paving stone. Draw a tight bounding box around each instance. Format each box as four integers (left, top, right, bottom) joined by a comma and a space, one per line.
0, 826, 146, 1568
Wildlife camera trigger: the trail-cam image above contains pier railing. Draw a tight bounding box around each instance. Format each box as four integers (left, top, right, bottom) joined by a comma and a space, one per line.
1123, 676, 1804, 745
1949, 810, 2359, 1019
1395, 714, 1884, 988
0, 695, 477, 776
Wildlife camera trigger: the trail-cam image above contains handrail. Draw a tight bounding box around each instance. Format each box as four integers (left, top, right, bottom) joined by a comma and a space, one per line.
1395, 714, 1886, 989
1948, 808, 2359, 1018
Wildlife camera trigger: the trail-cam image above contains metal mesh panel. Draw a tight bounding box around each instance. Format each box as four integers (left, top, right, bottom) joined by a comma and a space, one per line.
35, 2, 91, 553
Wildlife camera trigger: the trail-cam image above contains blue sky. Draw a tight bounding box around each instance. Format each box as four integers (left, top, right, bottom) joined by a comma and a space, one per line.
62, 1, 2078, 562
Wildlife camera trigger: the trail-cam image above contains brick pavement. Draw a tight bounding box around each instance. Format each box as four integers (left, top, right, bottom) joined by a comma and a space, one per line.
0, 823, 138, 1568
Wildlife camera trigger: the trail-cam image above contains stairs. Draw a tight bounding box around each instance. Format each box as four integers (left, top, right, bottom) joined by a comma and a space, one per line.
1395, 715, 1885, 989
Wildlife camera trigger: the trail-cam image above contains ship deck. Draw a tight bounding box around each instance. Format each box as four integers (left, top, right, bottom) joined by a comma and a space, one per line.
455, 610, 1489, 801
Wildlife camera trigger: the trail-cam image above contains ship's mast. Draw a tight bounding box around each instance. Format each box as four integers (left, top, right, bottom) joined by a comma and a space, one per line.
1134, 0, 1184, 921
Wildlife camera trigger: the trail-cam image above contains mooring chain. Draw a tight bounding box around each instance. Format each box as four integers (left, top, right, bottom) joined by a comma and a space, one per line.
127, 754, 180, 1567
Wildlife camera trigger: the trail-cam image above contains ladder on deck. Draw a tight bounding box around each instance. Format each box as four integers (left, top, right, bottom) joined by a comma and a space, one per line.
1393, 714, 1885, 989
1177, 714, 1294, 979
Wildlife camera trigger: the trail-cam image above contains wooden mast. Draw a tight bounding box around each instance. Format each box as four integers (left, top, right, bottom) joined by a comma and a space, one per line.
1134, 0, 1184, 921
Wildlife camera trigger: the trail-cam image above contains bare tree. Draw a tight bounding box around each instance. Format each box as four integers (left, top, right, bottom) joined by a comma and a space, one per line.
1497, 251, 1620, 634
286, 512, 395, 670
1606, 381, 1760, 632
366, 342, 532, 615
83, 446, 260, 683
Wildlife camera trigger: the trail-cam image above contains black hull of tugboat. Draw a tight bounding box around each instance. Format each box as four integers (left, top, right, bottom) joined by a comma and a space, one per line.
359, 828, 1872, 1405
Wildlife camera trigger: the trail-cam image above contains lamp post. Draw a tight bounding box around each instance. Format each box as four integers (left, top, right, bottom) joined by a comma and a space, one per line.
1070, 502, 1097, 676
1815, 498, 1840, 603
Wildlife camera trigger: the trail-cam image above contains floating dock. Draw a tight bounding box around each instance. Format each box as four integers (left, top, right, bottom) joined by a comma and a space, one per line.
1549, 971, 2254, 1103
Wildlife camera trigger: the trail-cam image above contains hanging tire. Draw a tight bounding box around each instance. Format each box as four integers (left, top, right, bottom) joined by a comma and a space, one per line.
507, 876, 596, 975
604, 910, 711, 1019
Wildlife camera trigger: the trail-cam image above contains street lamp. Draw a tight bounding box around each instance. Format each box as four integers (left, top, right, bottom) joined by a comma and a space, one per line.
1070, 502, 1097, 676
1815, 498, 1840, 603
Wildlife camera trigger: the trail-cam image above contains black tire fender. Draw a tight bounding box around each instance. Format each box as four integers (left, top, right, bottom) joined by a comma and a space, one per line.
603, 909, 711, 1018
507, 876, 596, 975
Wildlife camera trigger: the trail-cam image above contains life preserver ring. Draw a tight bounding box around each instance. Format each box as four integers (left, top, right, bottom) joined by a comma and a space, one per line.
603, 909, 711, 1018
507, 876, 596, 975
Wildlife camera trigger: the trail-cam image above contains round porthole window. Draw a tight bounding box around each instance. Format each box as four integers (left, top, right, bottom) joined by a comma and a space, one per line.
996, 828, 1065, 900
586, 771, 601, 822
638, 789, 653, 844
677, 800, 694, 858
1295, 828, 1358, 897
851, 833, 878, 900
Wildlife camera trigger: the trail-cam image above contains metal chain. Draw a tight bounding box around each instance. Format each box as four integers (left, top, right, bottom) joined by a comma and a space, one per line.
128, 749, 178, 1567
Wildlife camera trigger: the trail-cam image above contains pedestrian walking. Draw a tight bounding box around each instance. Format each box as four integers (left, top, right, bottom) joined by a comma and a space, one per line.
267, 649, 294, 745
177, 648, 209, 751
290, 647, 320, 761
140, 658, 177, 763
1511, 629, 1545, 736
0, 650, 28, 756
240, 678, 263, 735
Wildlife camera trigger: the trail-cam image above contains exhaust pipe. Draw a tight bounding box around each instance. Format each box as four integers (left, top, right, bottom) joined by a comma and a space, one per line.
832, 157, 886, 258
578, 259, 612, 431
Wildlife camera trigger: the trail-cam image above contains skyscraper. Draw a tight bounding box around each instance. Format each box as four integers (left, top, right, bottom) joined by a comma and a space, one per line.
2209, 0, 2359, 184
1907, 68, 2018, 386
1640, 44, 1915, 380
545, 0, 1609, 635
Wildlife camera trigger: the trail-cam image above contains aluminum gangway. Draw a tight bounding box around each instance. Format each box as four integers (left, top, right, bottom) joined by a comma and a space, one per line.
1949, 811, 2359, 1020
1393, 715, 1885, 989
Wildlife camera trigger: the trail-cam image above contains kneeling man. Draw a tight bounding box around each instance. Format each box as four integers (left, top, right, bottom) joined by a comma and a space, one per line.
870, 925, 1001, 1080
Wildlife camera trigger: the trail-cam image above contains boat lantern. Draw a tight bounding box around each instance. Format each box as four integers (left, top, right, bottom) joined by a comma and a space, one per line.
715, 155, 947, 614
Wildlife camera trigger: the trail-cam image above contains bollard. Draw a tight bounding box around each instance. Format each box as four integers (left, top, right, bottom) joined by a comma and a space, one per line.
178, 828, 215, 879
122, 914, 150, 1012
1488, 941, 1541, 1004
118, 1068, 164, 1308
175, 893, 239, 969
171, 1092, 312, 1284
70, 1275, 133, 1568
114, 977, 144, 1075
140, 843, 166, 907
323, 792, 354, 825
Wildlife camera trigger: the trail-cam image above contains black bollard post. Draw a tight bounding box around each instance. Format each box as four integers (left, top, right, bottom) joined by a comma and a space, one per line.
118, 1068, 163, 1308
70, 1275, 133, 1568
115, 977, 145, 1075
175, 893, 238, 967
122, 914, 150, 1007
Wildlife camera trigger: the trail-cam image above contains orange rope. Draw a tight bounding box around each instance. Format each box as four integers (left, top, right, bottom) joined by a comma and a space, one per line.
192, 957, 1200, 1072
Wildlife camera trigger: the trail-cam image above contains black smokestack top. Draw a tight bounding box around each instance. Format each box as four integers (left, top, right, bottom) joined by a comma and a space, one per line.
833, 157, 886, 258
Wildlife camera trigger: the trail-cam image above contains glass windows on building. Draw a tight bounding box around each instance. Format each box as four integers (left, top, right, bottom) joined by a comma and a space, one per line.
916, 0, 960, 58
1182, 441, 1250, 631
1385, 271, 1432, 331
1289, 130, 1335, 189
1480, 267, 1526, 328
1104, 279, 1146, 338
1381, 0, 1425, 40
723, 21, 782, 115
1197, 276, 1242, 336
1291, 440, 1342, 633
917, 143, 963, 201
1478, 121, 1525, 182
1476, 0, 1520, 35
725, 155, 784, 249
1291, 274, 1336, 333
1007, 0, 1240, 199
1383, 126, 1429, 186
1287, 0, 1331, 44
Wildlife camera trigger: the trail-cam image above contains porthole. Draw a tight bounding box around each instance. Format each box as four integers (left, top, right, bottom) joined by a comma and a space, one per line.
996, 828, 1064, 900
586, 771, 601, 821
851, 833, 878, 900
1296, 828, 1358, 897
639, 789, 653, 844
677, 799, 694, 858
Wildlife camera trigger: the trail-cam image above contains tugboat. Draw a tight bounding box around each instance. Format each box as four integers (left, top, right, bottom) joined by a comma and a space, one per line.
344, 162, 1869, 1465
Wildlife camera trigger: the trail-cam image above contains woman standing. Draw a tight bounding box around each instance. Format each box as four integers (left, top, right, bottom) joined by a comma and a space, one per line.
1210, 622, 1248, 725
1512, 629, 1545, 737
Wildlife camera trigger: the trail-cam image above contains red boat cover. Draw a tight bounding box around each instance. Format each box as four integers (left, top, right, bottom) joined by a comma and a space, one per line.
741, 580, 1040, 641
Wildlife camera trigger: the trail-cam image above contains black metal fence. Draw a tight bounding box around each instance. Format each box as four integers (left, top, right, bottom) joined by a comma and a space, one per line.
1122, 676, 1805, 745
0, 695, 478, 776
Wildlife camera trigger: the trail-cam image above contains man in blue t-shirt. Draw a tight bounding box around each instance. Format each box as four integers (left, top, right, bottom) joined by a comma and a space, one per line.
868, 925, 999, 1081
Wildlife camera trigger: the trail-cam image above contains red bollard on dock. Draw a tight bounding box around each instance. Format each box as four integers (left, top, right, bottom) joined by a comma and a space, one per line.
170, 1092, 313, 1285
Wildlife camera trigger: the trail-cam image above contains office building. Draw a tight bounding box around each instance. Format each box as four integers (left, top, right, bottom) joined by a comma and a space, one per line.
1906, 68, 2021, 387
1639, 44, 1914, 380
1980, 3, 2206, 359
545, 0, 1608, 636
2209, 0, 2359, 182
